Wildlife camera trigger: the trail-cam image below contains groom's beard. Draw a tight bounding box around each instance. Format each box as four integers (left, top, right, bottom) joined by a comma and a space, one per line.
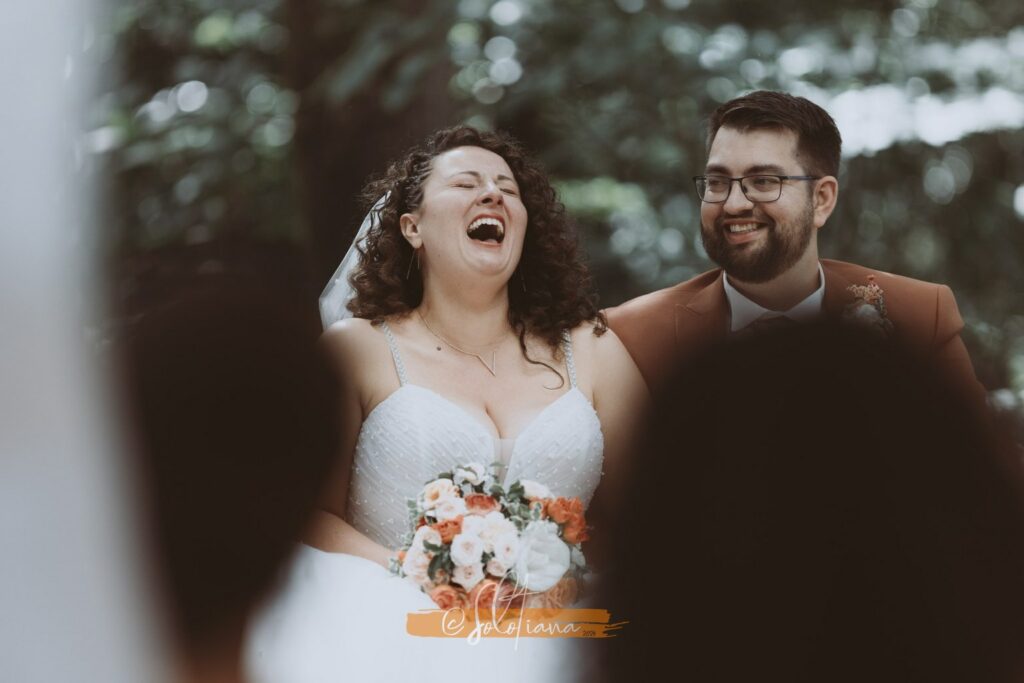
700, 203, 815, 284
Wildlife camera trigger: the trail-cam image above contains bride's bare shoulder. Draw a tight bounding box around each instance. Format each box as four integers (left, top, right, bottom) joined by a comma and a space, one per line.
322, 317, 377, 344
568, 320, 628, 360
320, 318, 391, 370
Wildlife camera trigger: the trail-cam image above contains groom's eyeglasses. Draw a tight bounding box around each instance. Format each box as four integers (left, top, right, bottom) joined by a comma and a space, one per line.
693, 174, 821, 203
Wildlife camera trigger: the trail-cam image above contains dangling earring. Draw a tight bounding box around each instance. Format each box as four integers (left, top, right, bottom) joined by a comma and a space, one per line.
406, 248, 420, 279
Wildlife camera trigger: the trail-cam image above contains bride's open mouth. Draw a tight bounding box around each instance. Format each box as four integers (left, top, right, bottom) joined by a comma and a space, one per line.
466, 216, 505, 245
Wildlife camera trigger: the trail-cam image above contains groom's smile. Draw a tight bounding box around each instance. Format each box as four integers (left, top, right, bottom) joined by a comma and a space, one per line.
720, 216, 772, 245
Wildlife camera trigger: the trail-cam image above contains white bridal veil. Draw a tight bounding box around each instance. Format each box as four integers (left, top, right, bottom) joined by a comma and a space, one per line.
319, 194, 389, 329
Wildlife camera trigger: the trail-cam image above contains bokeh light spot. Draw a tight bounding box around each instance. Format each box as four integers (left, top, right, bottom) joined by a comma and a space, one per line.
615, 0, 646, 13
490, 1, 523, 26
1014, 185, 1024, 220
484, 36, 516, 61
662, 25, 702, 55
195, 13, 233, 48
489, 58, 522, 86
175, 81, 208, 113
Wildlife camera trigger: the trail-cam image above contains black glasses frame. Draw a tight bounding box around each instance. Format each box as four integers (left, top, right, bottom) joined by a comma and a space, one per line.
692, 174, 821, 203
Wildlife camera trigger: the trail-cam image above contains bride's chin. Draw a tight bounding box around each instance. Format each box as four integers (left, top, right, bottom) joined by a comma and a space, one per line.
465, 257, 519, 280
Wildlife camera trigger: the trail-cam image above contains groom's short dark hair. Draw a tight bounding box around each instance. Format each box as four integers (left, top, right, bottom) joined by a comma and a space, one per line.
707, 91, 842, 178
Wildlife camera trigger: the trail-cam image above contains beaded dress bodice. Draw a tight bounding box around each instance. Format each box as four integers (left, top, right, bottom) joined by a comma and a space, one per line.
345, 324, 605, 548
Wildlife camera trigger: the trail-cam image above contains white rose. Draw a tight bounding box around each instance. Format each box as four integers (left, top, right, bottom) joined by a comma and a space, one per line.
570, 545, 587, 569
479, 511, 517, 552
491, 531, 520, 568
450, 532, 485, 567
433, 496, 467, 522
454, 463, 487, 486
519, 480, 552, 500
402, 547, 431, 587
851, 303, 882, 322
461, 515, 486, 538
452, 562, 485, 591
486, 558, 510, 578
514, 521, 571, 592
420, 478, 459, 511
411, 525, 442, 553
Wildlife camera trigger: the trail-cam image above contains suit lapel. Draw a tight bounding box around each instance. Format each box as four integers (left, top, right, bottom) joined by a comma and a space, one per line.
670, 263, 856, 360
674, 271, 729, 356
821, 262, 855, 320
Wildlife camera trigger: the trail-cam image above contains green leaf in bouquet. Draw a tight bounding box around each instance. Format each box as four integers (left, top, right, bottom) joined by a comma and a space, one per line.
423, 540, 444, 554
507, 482, 525, 500
426, 547, 453, 584
427, 552, 447, 583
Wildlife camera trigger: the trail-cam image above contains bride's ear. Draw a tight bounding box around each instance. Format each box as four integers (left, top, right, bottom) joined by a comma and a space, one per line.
399, 213, 423, 249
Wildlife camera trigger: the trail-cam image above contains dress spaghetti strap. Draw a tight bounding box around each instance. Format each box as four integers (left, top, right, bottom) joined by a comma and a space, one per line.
378, 321, 408, 386
561, 330, 578, 389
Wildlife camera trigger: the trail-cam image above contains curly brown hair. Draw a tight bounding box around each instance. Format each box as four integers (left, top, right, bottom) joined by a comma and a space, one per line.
348, 126, 606, 367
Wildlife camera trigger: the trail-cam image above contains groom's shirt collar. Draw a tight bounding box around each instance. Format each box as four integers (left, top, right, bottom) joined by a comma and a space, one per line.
723, 263, 826, 332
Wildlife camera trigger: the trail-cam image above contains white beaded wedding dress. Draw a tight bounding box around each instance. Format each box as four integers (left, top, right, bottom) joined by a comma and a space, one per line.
243, 323, 605, 683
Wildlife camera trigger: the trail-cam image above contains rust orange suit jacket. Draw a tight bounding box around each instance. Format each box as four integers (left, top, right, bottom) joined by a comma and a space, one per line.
606, 259, 983, 401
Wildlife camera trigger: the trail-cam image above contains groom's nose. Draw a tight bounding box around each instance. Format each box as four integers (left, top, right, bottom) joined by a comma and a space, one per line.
722, 181, 755, 214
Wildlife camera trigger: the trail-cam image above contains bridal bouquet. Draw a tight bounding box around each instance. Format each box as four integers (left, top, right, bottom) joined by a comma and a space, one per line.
390, 463, 589, 612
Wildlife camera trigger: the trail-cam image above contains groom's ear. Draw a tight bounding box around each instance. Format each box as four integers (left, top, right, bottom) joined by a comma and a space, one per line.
399, 213, 423, 249
812, 176, 838, 229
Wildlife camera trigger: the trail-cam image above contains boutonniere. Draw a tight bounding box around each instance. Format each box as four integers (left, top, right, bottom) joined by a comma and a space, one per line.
842, 275, 894, 339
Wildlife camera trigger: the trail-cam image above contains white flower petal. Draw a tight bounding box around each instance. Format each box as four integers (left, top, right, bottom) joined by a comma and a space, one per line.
514, 521, 571, 592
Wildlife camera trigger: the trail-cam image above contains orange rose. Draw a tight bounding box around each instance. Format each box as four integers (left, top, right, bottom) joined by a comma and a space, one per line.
468, 579, 499, 610
544, 497, 581, 525
396, 550, 407, 563
430, 584, 469, 611
431, 517, 463, 543
464, 493, 500, 516
563, 515, 590, 544
469, 579, 522, 614
531, 577, 579, 611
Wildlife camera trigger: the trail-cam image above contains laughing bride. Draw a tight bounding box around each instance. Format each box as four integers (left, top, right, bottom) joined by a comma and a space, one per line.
244, 126, 647, 682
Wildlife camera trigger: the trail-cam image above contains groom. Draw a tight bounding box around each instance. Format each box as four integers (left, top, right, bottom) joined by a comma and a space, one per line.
607, 91, 984, 401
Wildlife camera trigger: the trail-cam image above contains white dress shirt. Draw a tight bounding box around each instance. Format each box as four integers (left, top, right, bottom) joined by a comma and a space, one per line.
723, 263, 826, 332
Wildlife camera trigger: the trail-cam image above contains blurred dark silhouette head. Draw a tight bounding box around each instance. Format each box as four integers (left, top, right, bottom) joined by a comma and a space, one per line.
604, 322, 1024, 683
121, 280, 342, 663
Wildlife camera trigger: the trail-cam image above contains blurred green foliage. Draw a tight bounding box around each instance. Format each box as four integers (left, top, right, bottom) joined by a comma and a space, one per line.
91, 0, 1024, 419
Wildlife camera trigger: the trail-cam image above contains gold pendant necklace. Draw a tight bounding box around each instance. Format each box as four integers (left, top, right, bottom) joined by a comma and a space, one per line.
417, 309, 500, 377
